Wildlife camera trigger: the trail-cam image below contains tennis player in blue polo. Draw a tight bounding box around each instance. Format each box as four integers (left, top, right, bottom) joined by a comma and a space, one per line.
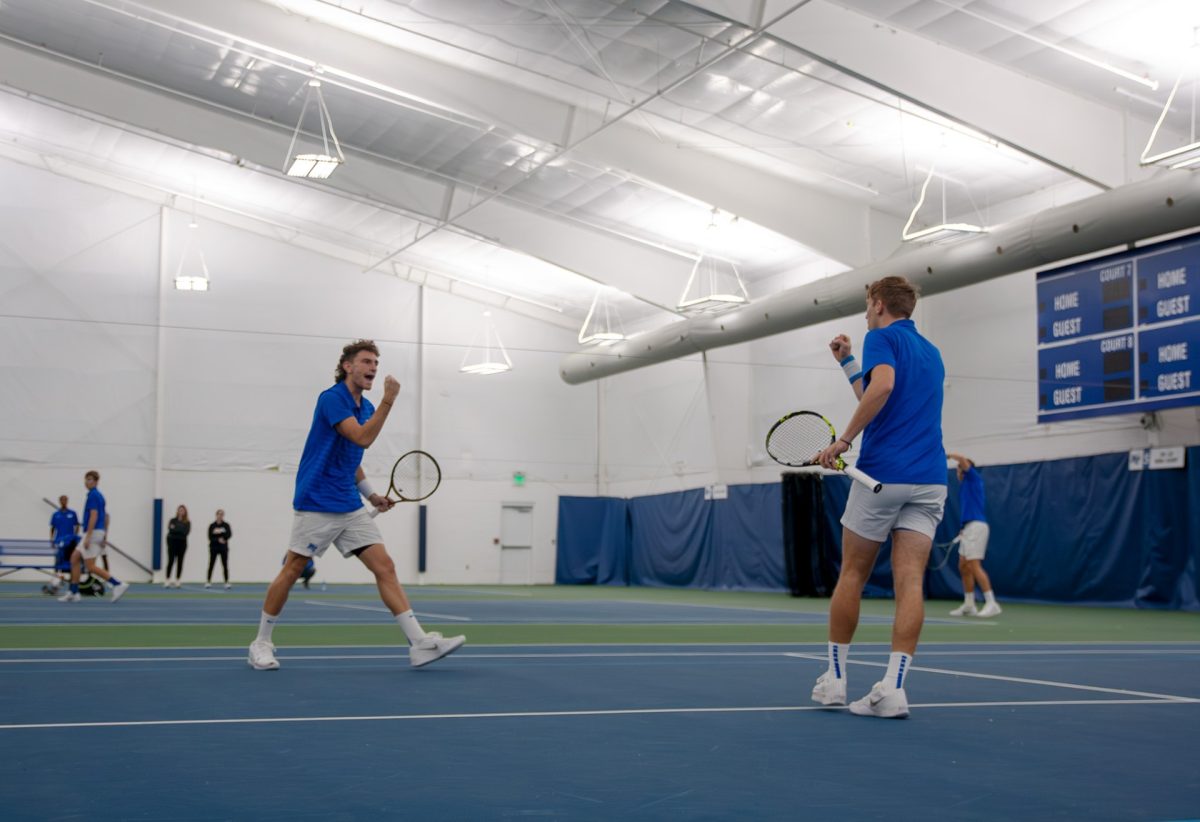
248, 339, 465, 671
58, 471, 130, 602
946, 452, 1001, 617
45, 495, 79, 594
813, 276, 947, 718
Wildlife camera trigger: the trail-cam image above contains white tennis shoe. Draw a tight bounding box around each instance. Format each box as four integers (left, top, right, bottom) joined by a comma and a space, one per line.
976, 602, 1002, 618
949, 602, 978, 616
811, 671, 848, 706
248, 640, 280, 670
57, 591, 81, 603
849, 682, 909, 719
409, 632, 466, 668
110, 581, 130, 602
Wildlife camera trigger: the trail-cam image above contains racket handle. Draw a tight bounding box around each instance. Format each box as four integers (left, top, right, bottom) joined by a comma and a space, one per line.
367, 506, 382, 519
843, 464, 882, 494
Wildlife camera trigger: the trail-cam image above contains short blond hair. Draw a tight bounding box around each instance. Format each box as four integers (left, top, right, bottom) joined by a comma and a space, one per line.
867, 276, 918, 318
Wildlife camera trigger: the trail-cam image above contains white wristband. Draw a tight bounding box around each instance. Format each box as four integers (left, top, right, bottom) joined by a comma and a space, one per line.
840, 355, 862, 383
357, 478, 377, 499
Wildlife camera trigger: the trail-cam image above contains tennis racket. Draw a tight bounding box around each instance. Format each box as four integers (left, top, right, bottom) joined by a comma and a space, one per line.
929, 535, 961, 570
765, 411, 882, 493
367, 450, 442, 517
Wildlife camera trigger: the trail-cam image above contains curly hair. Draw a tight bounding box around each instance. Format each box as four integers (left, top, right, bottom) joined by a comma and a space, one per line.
866, 276, 919, 318
335, 339, 380, 382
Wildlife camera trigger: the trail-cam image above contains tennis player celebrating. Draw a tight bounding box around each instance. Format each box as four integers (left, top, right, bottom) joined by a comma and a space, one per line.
248, 340, 465, 671
812, 277, 947, 718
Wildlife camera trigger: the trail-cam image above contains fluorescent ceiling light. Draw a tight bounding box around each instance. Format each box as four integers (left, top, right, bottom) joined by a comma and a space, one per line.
284, 80, 345, 180
459, 312, 513, 375
678, 252, 749, 313
902, 167, 986, 243
578, 289, 626, 345
459, 362, 512, 375
174, 275, 210, 291
286, 153, 343, 179
1140, 58, 1200, 168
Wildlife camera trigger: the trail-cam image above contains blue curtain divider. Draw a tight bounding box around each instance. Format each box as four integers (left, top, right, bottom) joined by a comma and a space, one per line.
555, 446, 1200, 610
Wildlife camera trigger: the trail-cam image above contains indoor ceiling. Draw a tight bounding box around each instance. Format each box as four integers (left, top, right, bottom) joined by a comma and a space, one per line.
0, 0, 1196, 337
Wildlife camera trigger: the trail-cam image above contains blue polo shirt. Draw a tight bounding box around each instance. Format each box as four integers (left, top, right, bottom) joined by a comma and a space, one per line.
959, 465, 987, 523
50, 508, 79, 547
82, 488, 106, 533
857, 319, 947, 485
294, 382, 374, 513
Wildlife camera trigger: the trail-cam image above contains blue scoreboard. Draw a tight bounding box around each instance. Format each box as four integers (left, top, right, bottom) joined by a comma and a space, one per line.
1037, 232, 1200, 423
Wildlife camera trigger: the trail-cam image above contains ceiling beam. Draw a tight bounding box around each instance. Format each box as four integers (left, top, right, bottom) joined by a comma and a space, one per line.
687, 0, 1133, 189
127, 0, 882, 265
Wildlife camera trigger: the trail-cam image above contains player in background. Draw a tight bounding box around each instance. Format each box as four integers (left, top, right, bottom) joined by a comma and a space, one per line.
946, 453, 1001, 617
58, 471, 130, 603
44, 495, 79, 595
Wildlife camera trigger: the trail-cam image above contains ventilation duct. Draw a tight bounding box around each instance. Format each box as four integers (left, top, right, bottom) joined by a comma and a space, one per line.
560, 171, 1200, 384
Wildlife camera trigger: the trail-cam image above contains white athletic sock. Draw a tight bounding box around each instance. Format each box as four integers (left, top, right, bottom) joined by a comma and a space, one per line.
827, 642, 850, 681
256, 612, 278, 643
395, 610, 427, 644
983, 590, 997, 605
884, 652, 912, 692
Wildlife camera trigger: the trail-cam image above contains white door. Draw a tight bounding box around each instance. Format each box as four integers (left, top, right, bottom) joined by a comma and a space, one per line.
499, 503, 533, 584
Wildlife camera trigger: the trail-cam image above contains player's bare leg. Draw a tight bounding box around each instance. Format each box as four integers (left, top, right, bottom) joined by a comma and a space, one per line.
828, 528, 882, 644
890, 529, 933, 655
357, 543, 465, 667
263, 551, 311, 616
355, 544, 412, 614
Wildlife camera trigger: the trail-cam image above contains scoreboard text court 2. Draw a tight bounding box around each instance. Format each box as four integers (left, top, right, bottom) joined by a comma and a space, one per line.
1037, 232, 1200, 423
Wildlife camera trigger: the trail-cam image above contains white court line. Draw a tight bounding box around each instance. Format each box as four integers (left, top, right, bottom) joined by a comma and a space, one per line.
5, 648, 1200, 666
0, 698, 1193, 731
0, 651, 799, 664
784, 652, 1200, 702
2, 640, 1198, 653
302, 600, 471, 622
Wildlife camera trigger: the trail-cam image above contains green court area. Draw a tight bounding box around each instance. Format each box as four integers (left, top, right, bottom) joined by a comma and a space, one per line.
1, 583, 1196, 648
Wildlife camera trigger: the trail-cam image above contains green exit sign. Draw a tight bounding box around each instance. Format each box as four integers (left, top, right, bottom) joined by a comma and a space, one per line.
512, 471, 526, 487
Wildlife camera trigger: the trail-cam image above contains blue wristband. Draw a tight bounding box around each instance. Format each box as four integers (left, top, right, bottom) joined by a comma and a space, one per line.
840, 355, 862, 383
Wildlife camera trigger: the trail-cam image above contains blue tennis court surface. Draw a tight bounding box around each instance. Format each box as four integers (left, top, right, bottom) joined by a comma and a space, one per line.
0, 587, 968, 626
2, 642, 1197, 820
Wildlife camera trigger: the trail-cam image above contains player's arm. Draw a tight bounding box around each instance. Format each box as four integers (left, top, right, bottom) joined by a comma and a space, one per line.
82, 509, 97, 546
947, 452, 972, 470
816, 364, 894, 469
335, 376, 400, 448
839, 364, 894, 443
828, 334, 865, 400
355, 467, 394, 512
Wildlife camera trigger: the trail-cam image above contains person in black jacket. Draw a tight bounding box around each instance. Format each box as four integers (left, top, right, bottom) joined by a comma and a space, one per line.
206, 509, 232, 590
165, 505, 190, 589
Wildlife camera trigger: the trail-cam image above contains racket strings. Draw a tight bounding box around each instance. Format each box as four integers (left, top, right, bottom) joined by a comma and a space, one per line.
390, 451, 440, 501
768, 415, 834, 465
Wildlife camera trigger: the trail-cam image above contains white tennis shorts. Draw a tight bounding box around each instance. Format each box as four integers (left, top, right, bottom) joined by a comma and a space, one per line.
78, 531, 107, 560
288, 508, 383, 558
958, 520, 990, 560
841, 482, 946, 542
